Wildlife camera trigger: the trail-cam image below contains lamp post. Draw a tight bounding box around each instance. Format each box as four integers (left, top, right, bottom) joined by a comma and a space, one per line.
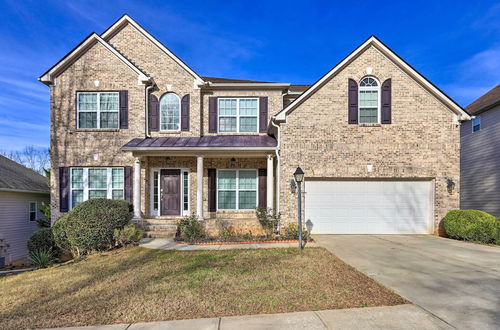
293, 167, 304, 250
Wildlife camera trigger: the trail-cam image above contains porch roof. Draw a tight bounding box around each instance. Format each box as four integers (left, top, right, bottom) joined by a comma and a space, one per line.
122, 135, 277, 151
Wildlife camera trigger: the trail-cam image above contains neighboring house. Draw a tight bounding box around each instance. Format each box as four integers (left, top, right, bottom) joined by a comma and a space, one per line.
39, 15, 470, 237
0, 156, 49, 264
460, 85, 500, 217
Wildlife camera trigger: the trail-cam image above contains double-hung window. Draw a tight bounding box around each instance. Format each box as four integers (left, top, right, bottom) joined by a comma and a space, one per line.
29, 202, 37, 221
70, 167, 124, 209
218, 98, 258, 132
217, 170, 257, 210
472, 116, 481, 132
77, 92, 119, 129
359, 77, 380, 124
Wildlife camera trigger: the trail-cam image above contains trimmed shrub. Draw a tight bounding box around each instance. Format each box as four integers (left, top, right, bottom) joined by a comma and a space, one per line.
443, 210, 499, 244
113, 224, 144, 247
176, 214, 204, 242
27, 228, 56, 255
282, 223, 311, 241
255, 207, 281, 235
28, 248, 54, 269
65, 199, 131, 256
52, 215, 71, 253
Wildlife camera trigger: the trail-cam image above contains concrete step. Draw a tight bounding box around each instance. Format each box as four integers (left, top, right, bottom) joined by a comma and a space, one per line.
145, 231, 176, 239
141, 219, 179, 225
144, 224, 178, 232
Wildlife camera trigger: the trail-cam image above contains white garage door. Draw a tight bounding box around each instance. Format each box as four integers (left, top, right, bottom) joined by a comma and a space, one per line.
305, 180, 433, 234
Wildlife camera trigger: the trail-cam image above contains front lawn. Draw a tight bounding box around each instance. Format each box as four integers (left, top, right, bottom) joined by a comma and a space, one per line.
0, 247, 406, 329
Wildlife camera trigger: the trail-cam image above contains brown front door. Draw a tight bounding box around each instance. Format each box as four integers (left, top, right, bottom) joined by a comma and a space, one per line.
160, 169, 181, 216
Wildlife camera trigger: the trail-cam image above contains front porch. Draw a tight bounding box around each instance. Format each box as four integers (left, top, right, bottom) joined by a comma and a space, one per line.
122, 136, 277, 237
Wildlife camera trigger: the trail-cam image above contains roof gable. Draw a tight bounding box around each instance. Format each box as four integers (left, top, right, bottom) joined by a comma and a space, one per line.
101, 15, 203, 83
0, 156, 49, 194
274, 36, 471, 121
38, 33, 150, 85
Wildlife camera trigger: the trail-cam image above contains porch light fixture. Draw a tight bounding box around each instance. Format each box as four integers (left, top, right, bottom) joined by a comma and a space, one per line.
293, 167, 305, 250
447, 178, 455, 193
165, 156, 171, 162
230, 157, 236, 167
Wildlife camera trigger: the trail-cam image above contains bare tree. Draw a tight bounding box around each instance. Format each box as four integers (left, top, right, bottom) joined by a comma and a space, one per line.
0, 146, 50, 175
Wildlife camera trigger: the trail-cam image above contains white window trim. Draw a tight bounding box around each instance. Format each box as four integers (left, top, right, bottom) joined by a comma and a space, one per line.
29, 201, 37, 221
69, 167, 125, 209
76, 92, 120, 129
217, 98, 259, 133
216, 169, 258, 210
358, 77, 381, 124
472, 116, 481, 133
149, 167, 190, 216
159, 93, 181, 132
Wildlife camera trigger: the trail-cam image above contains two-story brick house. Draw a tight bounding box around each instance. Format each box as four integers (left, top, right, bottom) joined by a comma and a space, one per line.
39, 15, 470, 237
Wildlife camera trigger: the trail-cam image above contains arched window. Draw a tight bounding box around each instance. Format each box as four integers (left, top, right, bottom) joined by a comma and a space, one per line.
160, 93, 180, 131
359, 77, 380, 124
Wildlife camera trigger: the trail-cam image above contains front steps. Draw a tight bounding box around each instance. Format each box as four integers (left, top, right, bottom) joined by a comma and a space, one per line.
137, 218, 178, 238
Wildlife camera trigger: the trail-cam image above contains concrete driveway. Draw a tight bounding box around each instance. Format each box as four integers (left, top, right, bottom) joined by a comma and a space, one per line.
315, 235, 500, 330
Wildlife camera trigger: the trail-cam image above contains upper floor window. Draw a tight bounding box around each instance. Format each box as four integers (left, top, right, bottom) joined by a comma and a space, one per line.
218, 98, 258, 132
160, 93, 180, 131
359, 77, 380, 124
472, 116, 481, 132
77, 92, 119, 129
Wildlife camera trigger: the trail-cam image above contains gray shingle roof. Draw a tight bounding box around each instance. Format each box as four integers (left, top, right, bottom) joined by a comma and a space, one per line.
0, 155, 49, 193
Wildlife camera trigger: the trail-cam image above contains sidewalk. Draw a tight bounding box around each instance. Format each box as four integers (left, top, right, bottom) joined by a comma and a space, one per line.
48, 304, 452, 330
139, 238, 318, 250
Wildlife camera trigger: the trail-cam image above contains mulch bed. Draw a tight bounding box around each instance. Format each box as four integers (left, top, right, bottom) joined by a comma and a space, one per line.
176, 239, 310, 245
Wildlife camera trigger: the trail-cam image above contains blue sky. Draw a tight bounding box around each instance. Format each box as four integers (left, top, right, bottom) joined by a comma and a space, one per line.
0, 0, 499, 151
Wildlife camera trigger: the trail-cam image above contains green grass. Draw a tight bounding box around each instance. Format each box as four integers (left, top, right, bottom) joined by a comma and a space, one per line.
0, 247, 406, 329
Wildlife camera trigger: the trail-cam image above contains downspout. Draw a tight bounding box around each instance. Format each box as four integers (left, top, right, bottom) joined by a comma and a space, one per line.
145, 79, 155, 138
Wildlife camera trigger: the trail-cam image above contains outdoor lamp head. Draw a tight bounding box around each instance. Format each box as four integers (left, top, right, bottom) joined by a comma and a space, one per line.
293, 167, 304, 183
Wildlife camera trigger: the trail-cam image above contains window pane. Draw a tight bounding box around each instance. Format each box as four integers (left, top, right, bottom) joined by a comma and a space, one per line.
71, 168, 83, 189
239, 99, 257, 116
112, 168, 124, 188
72, 190, 83, 207
78, 93, 97, 110
238, 171, 257, 189
30, 203, 36, 212
153, 171, 159, 210
112, 190, 124, 200
219, 117, 237, 132
100, 112, 119, 129
238, 191, 256, 209
359, 90, 378, 107
99, 93, 119, 110
359, 108, 378, 124
78, 112, 97, 128
183, 172, 189, 211
160, 93, 180, 131
88, 169, 107, 189
218, 171, 237, 189
89, 190, 107, 199
219, 99, 237, 116
239, 117, 257, 132
218, 191, 236, 209
360, 77, 378, 87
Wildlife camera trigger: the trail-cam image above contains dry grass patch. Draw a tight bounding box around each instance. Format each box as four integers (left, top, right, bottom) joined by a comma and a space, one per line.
0, 247, 406, 329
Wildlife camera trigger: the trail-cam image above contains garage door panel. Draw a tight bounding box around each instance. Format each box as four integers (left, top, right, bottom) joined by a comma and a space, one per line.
305, 180, 433, 234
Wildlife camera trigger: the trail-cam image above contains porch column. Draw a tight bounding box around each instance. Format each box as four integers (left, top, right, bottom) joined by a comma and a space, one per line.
267, 154, 274, 210
196, 155, 204, 219
133, 156, 141, 220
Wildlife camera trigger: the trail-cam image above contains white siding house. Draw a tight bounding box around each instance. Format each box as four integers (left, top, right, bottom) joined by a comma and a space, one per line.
0, 156, 49, 264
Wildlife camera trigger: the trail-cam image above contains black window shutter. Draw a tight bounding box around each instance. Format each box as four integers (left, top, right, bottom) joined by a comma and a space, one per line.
208, 168, 216, 212
208, 97, 218, 133
258, 168, 267, 209
59, 167, 69, 212
348, 79, 358, 124
381, 79, 392, 124
259, 97, 268, 132
124, 166, 133, 205
181, 94, 190, 131
119, 91, 128, 129
149, 94, 159, 132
